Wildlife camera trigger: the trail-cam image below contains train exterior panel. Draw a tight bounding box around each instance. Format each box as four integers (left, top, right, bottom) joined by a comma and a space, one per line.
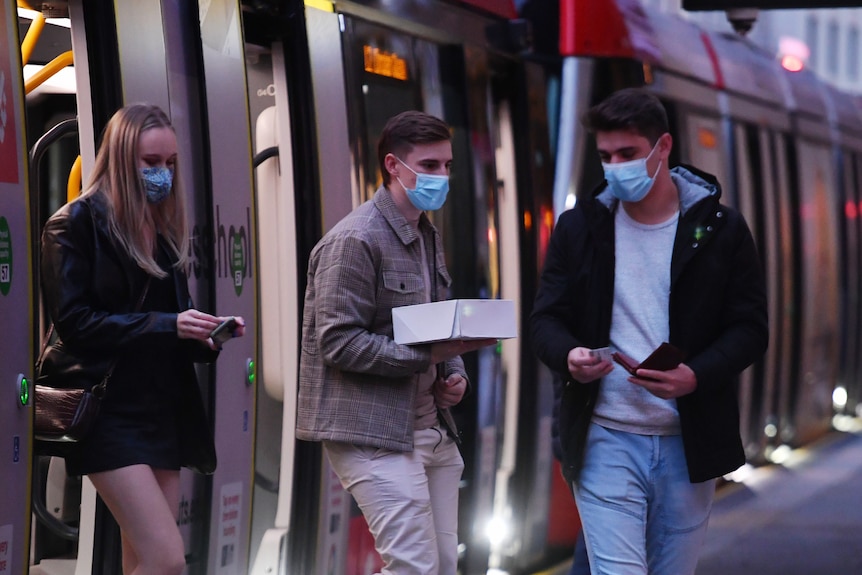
0, 3, 33, 575
2, 0, 862, 574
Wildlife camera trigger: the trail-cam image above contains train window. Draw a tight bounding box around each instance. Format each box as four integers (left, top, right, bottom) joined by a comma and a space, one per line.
826, 21, 839, 77
26, 97, 78, 222
777, 134, 804, 444
850, 154, 862, 413
661, 98, 681, 169
340, 17, 422, 201
681, 113, 726, 189
731, 123, 765, 451
806, 16, 819, 71
847, 27, 859, 81
757, 130, 786, 459
338, 15, 483, 304
836, 151, 862, 417
791, 137, 840, 442
742, 125, 768, 252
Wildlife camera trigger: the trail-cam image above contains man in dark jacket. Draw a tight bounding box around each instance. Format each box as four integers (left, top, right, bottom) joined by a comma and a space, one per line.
530, 88, 768, 575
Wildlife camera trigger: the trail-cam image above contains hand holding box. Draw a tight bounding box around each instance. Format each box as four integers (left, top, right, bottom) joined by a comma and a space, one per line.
392, 299, 518, 345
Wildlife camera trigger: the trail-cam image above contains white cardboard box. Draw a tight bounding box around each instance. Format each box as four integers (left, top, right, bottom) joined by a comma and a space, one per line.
392, 299, 517, 344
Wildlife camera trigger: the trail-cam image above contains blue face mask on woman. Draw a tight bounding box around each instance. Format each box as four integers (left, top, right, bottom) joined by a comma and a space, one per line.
140, 166, 173, 204
601, 140, 662, 203
395, 157, 450, 211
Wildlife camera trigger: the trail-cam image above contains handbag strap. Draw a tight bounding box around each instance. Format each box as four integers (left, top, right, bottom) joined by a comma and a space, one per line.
38, 276, 153, 390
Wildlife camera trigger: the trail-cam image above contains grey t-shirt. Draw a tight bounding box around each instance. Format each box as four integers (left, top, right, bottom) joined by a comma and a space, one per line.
592, 204, 681, 435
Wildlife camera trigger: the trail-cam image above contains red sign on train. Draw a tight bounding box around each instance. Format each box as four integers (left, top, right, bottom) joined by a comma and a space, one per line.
0, 5, 20, 185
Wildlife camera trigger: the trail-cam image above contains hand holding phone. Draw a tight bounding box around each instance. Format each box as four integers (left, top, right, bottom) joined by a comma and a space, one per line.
210, 317, 238, 346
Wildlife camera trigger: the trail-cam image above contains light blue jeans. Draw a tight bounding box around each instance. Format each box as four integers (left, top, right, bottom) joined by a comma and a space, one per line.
573, 423, 716, 575
323, 426, 464, 575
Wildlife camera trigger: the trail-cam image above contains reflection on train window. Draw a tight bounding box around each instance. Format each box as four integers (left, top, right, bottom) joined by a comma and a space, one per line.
847, 27, 859, 81
343, 18, 421, 201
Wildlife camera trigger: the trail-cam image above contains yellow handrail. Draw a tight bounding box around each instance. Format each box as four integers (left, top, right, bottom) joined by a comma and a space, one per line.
24, 50, 73, 94
67, 156, 82, 202
20, 11, 45, 66
17, 0, 35, 9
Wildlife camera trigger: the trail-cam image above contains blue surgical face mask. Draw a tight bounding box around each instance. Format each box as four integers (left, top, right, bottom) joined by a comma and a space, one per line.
395, 157, 450, 211
140, 166, 173, 204
601, 140, 662, 203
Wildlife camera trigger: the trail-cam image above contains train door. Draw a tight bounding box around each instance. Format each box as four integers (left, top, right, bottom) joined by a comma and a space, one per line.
727, 121, 782, 462
19, 1, 258, 573
0, 2, 33, 574
681, 106, 796, 464
835, 148, 862, 422
772, 133, 803, 451
252, 3, 529, 573
484, 60, 564, 575
840, 151, 862, 417
244, 2, 333, 572
249, 3, 362, 574
338, 15, 508, 574
756, 129, 793, 459
791, 137, 840, 444
197, 2, 259, 573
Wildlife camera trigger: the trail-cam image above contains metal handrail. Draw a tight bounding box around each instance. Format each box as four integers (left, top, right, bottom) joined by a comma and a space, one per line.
30, 117, 78, 337
253, 146, 279, 168
32, 457, 78, 541
29, 118, 81, 543
20, 10, 45, 65
67, 155, 82, 202
251, 144, 280, 494
25, 50, 74, 94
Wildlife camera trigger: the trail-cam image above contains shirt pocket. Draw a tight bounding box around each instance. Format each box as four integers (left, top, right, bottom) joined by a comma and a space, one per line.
381, 270, 425, 307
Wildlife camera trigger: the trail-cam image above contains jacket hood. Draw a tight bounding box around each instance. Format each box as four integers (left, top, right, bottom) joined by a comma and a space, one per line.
595, 164, 721, 216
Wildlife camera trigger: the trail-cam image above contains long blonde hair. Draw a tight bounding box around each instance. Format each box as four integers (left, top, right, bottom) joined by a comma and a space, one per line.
82, 103, 190, 278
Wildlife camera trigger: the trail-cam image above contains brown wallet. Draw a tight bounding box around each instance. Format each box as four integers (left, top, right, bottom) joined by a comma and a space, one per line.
612, 342, 687, 377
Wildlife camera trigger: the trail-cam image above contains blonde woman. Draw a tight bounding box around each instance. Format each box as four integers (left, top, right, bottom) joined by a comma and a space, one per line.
40, 103, 245, 574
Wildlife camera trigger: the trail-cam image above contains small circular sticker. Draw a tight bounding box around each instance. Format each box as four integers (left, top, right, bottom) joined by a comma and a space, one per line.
0, 216, 12, 295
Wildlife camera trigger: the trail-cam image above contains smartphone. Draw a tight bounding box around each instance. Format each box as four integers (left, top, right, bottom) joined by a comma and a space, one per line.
210, 317, 238, 345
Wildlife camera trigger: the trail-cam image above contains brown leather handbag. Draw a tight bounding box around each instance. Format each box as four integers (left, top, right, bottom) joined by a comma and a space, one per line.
34, 375, 106, 442
34, 279, 150, 445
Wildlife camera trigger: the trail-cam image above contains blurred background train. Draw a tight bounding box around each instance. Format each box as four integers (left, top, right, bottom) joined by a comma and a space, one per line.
1, 0, 861, 574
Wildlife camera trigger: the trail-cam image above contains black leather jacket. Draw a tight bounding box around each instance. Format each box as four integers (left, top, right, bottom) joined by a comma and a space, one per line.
531, 165, 769, 483
40, 191, 218, 473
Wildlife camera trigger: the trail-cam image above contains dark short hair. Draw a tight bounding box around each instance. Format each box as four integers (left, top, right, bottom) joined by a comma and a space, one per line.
378, 111, 451, 186
581, 88, 669, 145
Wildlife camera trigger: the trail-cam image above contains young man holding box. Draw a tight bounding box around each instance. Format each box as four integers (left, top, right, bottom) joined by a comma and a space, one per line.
297, 111, 494, 575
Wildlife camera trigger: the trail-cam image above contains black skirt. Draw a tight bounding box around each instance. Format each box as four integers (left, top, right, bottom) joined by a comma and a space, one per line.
64, 256, 190, 477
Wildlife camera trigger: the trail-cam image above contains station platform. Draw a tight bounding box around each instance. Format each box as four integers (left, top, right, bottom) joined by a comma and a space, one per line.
542, 428, 862, 575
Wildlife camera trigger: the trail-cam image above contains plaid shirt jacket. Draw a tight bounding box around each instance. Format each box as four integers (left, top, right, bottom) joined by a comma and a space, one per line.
296, 187, 467, 451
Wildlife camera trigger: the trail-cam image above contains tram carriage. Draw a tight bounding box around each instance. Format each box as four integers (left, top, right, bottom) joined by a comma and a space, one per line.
0, 0, 860, 574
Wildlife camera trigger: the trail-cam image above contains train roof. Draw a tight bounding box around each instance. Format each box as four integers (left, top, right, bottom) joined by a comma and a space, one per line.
560, 0, 862, 137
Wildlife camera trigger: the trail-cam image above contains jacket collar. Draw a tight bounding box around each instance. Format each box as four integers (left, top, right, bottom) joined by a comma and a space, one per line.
372, 186, 437, 246
593, 164, 720, 216
80, 191, 184, 307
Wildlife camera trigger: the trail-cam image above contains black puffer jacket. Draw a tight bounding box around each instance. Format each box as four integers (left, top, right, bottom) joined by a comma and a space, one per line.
531, 165, 768, 484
